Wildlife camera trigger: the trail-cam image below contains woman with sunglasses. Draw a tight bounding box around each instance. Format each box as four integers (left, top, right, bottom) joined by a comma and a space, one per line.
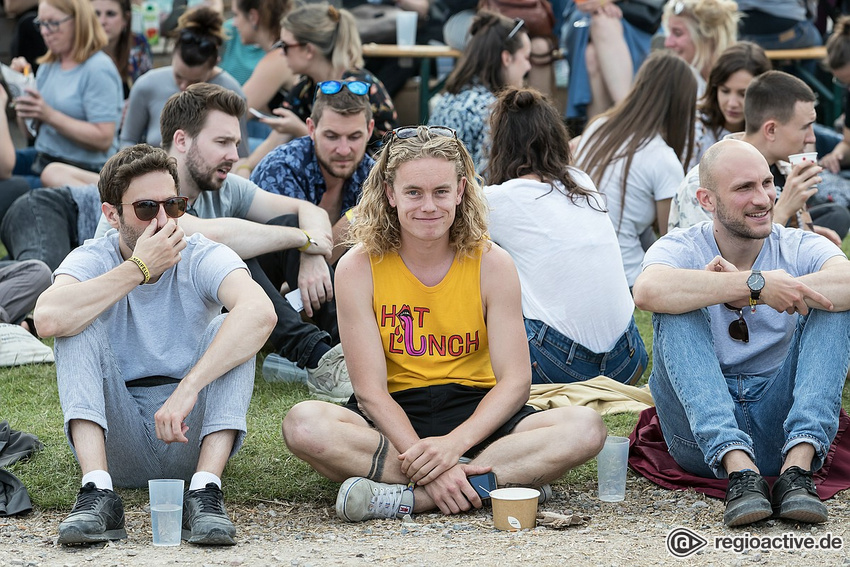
239, 2, 397, 174
92, 0, 152, 99
119, 6, 250, 156
574, 51, 696, 287
662, 0, 739, 97
484, 87, 647, 385
428, 10, 531, 173
9, 0, 123, 189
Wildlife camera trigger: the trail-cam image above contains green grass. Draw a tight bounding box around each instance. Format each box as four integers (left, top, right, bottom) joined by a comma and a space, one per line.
4, 235, 850, 511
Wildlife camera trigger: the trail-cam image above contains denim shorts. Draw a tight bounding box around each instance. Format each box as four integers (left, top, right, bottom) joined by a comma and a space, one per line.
525, 317, 648, 385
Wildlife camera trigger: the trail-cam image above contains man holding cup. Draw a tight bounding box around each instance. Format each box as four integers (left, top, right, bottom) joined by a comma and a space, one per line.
34, 145, 275, 546
634, 138, 850, 527
669, 70, 850, 243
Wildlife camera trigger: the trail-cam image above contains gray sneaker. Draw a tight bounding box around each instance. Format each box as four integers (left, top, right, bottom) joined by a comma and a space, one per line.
57, 482, 127, 544
307, 344, 353, 403
182, 483, 236, 545
336, 477, 415, 522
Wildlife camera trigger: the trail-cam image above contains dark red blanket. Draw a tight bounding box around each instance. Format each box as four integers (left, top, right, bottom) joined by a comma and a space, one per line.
628, 407, 850, 499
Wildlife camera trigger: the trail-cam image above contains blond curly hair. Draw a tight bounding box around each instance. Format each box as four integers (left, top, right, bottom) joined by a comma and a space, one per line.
663, 0, 740, 76
347, 127, 489, 258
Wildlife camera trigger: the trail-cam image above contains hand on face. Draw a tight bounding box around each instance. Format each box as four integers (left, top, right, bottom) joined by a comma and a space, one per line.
131, 218, 187, 281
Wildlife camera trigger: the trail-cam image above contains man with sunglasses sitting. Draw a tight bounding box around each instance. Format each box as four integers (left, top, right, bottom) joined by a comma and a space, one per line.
34, 144, 275, 545
251, 80, 375, 264
633, 139, 850, 528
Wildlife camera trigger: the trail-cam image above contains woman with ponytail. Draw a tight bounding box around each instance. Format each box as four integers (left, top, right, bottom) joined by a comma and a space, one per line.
484, 87, 646, 385
242, 1, 397, 170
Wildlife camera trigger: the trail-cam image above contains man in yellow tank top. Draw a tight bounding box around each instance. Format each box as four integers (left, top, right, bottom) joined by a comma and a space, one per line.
283, 126, 606, 521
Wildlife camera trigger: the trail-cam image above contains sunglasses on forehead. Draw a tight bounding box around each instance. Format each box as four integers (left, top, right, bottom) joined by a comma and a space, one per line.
316, 80, 371, 97
121, 197, 189, 222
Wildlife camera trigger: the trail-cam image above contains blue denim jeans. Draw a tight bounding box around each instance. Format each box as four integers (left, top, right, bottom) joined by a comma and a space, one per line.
525, 317, 648, 385
649, 308, 850, 479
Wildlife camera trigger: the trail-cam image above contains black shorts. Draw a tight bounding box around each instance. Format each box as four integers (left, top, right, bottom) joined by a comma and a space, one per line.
344, 383, 538, 458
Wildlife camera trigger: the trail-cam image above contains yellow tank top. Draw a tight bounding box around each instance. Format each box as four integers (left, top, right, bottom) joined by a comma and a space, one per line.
370, 250, 496, 394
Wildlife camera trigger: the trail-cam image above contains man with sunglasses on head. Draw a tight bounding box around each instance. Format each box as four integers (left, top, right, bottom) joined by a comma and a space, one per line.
633, 138, 850, 528
250, 80, 375, 264
34, 144, 276, 546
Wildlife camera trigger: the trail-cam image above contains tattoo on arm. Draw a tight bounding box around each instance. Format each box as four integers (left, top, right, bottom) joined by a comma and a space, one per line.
367, 434, 389, 480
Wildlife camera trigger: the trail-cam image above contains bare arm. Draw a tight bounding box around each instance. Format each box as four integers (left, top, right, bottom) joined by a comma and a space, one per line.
34, 217, 186, 337
820, 127, 850, 174
655, 197, 671, 237
14, 89, 116, 152
797, 256, 850, 312
0, 89, 14, 178
242, 51, 294, 114
335, 246, 423, 453
3, 0, 38, 17
154, 267, 276, 443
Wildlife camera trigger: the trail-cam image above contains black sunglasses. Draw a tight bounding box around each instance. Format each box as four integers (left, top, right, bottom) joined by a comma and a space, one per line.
121, 197, 189, 221
724, 303, 749, 343
506, 18, 525, 42
271, 39, 306, 55
179, 29, 217, 54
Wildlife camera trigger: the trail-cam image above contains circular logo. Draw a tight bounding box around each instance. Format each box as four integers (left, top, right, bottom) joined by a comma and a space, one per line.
666, 527, 708, 558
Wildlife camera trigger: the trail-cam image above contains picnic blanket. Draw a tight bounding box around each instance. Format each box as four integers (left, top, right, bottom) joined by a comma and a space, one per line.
528, 376, 654, 416
628, 407, 850, 500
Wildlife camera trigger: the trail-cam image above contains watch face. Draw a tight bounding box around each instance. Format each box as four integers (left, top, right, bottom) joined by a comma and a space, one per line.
747, 272, 765, 292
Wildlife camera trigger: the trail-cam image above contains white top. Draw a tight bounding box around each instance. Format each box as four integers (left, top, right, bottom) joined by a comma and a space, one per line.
484, 170, 634, 353
576, 119, 684, 286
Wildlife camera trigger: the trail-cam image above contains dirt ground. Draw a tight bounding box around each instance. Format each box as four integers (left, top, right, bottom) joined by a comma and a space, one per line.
3, 472, 850, 567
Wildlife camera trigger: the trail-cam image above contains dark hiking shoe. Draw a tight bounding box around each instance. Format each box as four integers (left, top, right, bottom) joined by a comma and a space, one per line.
771, 466, 828, 523
182, 483, 236, 545
57, 482, 127, 544
724, 469, 772, 527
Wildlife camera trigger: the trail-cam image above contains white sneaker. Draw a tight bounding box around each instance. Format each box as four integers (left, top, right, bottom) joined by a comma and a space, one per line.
306, 344, 352, 403
336, 477, 414, 522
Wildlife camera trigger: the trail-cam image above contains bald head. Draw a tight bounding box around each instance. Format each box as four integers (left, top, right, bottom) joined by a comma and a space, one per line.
699, 139, 768, 193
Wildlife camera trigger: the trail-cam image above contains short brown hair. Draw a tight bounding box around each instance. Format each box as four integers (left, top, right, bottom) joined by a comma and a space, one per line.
159, 83, 246, 151
99, 144, 179, 213
744, 71, 815, 135
311, 85, 372, 125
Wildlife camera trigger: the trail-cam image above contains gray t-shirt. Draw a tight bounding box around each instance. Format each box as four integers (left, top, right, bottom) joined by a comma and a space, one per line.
35, 51, 123, 168
95, 173, 259, 237
54, 231, 247, 382
120, 66, 250, 157
642, 222, 842, 377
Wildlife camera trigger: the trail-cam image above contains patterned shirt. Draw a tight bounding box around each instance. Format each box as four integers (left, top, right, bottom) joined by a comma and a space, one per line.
428, 82, 496, 173
280, 69, 397, 150
250, 136, 374, 217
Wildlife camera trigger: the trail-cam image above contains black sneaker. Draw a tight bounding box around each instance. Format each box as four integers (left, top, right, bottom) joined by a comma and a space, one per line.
182, 483, 236, 545
57, 482, 127, 544
723, 469, 772, 527
771, 466, 828, 523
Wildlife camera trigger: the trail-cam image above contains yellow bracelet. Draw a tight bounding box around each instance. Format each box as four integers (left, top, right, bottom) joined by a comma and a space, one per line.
128, 256, 150, 284
298, 230, 317, 252
236, 164, 252, 173
344, 209, 355, 222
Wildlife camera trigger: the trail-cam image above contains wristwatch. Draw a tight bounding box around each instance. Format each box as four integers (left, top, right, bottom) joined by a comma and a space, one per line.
746, 270, 765, 314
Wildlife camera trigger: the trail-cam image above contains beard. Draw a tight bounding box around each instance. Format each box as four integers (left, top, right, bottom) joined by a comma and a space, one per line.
186, 142, 232, 193
316, 151, 358, 181
714, 196, 774, 240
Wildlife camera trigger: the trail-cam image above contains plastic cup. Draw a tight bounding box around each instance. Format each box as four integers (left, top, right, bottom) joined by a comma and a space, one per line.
148, 479, 184, 546
597, 435, 629, 502
788, 152, 818, 166
490, 487, 540, 531
396, 11, 418, 47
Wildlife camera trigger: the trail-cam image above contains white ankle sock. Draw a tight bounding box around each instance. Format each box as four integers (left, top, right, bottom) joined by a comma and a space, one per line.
189, 472, 221, 491
81, 470, 113, 491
